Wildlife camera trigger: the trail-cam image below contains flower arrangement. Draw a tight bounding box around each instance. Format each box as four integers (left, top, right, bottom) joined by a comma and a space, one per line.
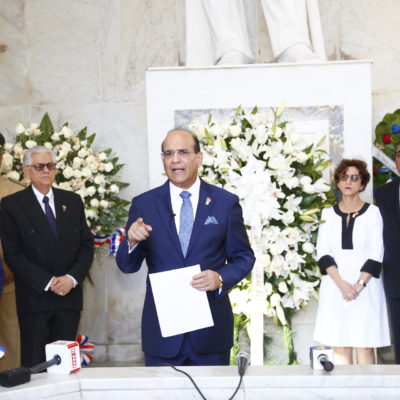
192, 105, 335, 363
373, 109, 400, 188
0, 113, 130, 238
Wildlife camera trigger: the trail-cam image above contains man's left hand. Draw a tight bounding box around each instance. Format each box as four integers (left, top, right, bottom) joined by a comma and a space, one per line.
191, 270, 220, 291
50, 275, 74, 296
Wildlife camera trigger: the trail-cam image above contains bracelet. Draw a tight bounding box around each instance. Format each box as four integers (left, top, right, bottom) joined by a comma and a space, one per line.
357, 279, 367, 287
218, 274, 223, 289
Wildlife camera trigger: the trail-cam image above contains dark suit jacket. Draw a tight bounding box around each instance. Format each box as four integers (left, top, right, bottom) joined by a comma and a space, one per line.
375, 179, 400, 298
116, 179, 255, 358
0, 185, 94, 315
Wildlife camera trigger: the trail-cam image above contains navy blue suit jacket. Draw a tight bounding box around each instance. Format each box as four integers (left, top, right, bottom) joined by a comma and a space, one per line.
116, 179, 255, 358
375, 179, 400, 298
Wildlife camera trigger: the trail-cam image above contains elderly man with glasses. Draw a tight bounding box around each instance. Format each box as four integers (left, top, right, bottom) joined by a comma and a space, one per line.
0, 146, 93, 367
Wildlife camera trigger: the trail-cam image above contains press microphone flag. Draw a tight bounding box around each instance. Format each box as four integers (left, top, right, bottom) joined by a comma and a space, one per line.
0, 340, 81, 387
236, 351, 250, 377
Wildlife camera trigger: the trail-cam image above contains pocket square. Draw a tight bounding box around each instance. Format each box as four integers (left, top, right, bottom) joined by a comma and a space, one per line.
205, 216, 218, 225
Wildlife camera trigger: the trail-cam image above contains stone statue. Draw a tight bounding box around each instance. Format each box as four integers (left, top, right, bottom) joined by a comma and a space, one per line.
183, 0, 326, 65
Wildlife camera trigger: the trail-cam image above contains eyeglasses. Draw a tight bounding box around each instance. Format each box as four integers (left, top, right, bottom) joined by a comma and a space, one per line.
27, 163, 56, 171
161, 149, 197, 159
339, 174, 360, 182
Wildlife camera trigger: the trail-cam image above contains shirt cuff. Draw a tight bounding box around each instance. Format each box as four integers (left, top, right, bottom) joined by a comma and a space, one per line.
360, 259, 381, 278
67, 274, 78, 287
128, 242, 139, 254
45, 277, 54, 291
318, 255, 337, 275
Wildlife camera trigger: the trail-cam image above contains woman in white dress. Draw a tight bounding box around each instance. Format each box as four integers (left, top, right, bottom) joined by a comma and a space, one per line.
313, 159, 390, 364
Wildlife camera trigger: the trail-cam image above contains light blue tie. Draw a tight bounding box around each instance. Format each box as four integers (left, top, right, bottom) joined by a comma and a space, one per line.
179, 191, 194, 256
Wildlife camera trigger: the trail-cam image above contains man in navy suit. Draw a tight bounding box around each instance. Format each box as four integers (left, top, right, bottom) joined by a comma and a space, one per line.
375, 143, 400, 363
0, 146, 93, 367
116, 129, 255, 366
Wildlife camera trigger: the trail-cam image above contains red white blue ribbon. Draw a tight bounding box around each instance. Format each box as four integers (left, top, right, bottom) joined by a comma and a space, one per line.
76, 334, 94, 367
93, 227, 125, 255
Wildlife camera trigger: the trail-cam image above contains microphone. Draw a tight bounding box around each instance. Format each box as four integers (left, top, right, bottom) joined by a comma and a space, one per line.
0, 340, 81, 387
317, 354, 334, 372
310, 346, 334, 372
236, 351, 250, 377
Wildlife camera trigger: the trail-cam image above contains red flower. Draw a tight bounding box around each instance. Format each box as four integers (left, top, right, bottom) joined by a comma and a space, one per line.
382, 133, 392, 144
373, 166, 379, 175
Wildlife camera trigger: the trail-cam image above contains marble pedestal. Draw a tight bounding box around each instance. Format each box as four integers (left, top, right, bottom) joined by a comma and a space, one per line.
1, 365, 400, 400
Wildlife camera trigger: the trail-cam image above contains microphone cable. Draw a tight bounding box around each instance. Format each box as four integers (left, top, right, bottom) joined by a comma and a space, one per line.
166, 364, 245, 400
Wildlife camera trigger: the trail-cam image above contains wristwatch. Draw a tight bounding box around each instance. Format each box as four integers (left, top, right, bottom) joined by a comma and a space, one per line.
218, 274, 223, 289
357, 279, 367, 287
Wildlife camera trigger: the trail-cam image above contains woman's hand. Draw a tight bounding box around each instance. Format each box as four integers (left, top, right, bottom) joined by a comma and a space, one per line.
337, 279, 358, 301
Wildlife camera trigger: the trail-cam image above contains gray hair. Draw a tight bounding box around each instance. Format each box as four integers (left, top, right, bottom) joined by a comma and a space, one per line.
23, 146, 56, 166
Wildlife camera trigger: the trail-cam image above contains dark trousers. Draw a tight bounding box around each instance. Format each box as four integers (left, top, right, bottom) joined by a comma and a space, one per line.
18, 310, 80, 367
386, 296, 400, 364
144, 333, 231, 366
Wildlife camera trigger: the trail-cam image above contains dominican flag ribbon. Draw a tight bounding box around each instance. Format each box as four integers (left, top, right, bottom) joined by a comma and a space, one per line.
93, 227, 126, 255
76, 334, 95, 367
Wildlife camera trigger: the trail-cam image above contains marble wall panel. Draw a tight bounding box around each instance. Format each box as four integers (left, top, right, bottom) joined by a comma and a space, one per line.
0, 1, 31, 106
98, 0, 179, 103
338, 0, 400, 93
25, 0, 101, 104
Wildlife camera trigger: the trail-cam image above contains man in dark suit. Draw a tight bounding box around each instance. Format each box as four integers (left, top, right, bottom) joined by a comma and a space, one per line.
0, 146, 94, 367
375, 143, 400, 363
116, 129, 255, 366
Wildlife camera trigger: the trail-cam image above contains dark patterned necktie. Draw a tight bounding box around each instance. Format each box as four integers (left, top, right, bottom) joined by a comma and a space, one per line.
43, 196, 58, 237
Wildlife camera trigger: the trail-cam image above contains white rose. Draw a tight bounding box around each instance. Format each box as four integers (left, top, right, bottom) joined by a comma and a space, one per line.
15, 123, 25, 134
94, 174, 105, 185
63, 166, 74, 179
302, 242, 314, 254
98, 152, 107, 161
73, 169, 83, 179
4, 143, 13, 152
61, 142, 71, 153
44, 142, 53, 149
104, 162, 113, 172
86, 186, 96, 196
100, 200, 109, 208
1, 153, 14, 171
90, 198, 99, 207
6, 170, 20, 181
25, 140, 37, 149
278, 281, 289, 294
61, 126, 73, 138
81, 167, 92, 178
98, 186, 106, 194
85, 209, 97, 219
78, 148, 88, 158
13, 143, 23, 153
72, 157, 83, 169
110, 184, 119, 193
57, 181, 72, 191
51, 132, 60, 141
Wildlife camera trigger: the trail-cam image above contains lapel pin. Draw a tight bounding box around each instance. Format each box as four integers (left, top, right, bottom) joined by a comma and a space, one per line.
205, 197, 212, 206
62, 205, 67, 212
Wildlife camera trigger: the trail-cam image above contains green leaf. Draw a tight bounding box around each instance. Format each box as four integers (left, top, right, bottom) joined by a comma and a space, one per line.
39, 113, 54, 136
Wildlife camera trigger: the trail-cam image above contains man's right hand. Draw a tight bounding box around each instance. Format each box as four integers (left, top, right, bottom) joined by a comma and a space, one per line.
127, 217, 153, 246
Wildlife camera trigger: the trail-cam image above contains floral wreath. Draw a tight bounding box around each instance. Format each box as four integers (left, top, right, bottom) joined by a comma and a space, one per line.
0, 114, 130, 253
192, 105, 335, 363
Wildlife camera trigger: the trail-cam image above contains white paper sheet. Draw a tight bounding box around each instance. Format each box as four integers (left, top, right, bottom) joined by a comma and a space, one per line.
149, 264, 214, 337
